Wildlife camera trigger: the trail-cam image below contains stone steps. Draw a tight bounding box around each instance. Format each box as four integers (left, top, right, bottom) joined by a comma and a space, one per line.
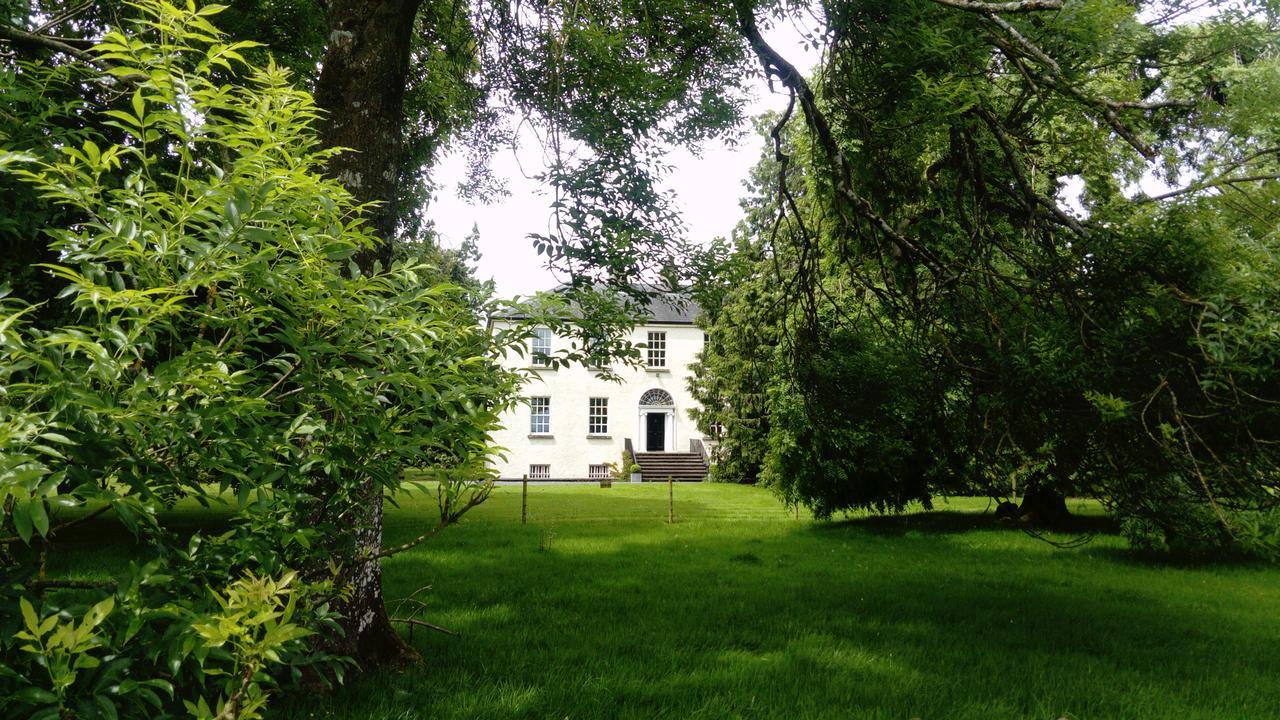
633, 452, 708, 482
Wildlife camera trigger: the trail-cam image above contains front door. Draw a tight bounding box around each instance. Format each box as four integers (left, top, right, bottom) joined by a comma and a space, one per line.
645, 412, 666, 451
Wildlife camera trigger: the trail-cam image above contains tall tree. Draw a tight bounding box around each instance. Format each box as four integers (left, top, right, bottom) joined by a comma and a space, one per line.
699, 0, 1280, 554
306, 0, 426, 665
303, 0, 756, 660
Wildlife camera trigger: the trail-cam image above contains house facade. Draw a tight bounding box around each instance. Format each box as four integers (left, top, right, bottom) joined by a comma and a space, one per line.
488, 294, 710, 481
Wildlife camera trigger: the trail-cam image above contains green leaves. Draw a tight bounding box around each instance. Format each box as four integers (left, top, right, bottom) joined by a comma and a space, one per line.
10, 498, 35, 543
1084, 390, 1130, 423
1, 1, 520, 716
19, 597, 39, 635
13, 595, 116, 708
28, 496, 49, 538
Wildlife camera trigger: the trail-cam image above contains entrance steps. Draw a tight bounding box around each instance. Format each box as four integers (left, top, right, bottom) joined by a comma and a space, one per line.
633, 452, 708, 482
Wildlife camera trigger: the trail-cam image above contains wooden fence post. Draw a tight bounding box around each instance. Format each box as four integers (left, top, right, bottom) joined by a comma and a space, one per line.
521, 475, 528, 524
667, 475, 674, 524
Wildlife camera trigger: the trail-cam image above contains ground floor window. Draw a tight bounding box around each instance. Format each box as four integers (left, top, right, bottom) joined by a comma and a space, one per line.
529, 396, 550, 434
588, 397, 608, 434
528, 464, 550, 480
588, 464, 611, 480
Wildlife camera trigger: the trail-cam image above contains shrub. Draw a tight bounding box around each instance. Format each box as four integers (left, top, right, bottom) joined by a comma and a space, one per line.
0, 3, 519, 717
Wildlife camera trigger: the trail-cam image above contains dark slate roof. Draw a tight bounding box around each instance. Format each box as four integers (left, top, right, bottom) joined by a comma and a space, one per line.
492, 286, 701, 325
643, 292, 700, 324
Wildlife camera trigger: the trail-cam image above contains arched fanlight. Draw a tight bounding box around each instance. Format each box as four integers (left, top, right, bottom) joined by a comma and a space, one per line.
639, 388, 674, 406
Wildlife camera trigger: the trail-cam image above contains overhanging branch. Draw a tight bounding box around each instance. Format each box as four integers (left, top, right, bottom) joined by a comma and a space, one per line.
0, 22, 95, 62
1139, 174, 1280, 202
982, 14, 1161, 159
369, 481, 491, 560
930, 0, 1063, 11
731, 0, 946, 278
0, 504, 112, 545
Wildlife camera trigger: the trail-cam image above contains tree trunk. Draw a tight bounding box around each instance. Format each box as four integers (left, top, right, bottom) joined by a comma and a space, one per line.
312, 0, 424, 666
314, 0, 423, 273
1018, 485, 1071, 529
327, 478, 416, 667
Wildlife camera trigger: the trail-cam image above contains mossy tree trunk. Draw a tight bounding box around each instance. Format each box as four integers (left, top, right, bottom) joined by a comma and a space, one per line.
312, 0, 424, 667
314, 0, 422, 273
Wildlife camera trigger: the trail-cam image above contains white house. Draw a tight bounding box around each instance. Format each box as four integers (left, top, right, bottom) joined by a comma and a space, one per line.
488, 292, 711, 481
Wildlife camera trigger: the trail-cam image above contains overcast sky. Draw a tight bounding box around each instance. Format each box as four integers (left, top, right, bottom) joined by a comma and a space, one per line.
428, 21, 819, 298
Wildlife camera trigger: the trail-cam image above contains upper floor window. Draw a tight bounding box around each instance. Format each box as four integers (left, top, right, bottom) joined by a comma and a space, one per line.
588, 397, 609, 435
646, 331, 667, 368
529, 396, 550, 434
531, 327, 552, 367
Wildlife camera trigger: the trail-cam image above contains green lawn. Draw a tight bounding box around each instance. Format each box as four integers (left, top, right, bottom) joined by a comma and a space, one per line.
53, 484, 1280, 719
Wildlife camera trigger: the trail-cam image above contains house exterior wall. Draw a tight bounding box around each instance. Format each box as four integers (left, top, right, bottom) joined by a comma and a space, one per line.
488, 319, 707, 480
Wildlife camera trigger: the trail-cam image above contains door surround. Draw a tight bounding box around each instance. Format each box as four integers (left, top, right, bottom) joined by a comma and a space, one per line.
638, 388, 676, 452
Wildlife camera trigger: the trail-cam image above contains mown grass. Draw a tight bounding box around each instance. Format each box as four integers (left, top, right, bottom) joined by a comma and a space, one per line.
49, 483, 1280, 719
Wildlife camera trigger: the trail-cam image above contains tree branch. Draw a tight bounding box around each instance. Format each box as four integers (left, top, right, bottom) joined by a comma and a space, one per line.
369, 481, 491, 560
985, 14, 1158, 159
1139, 174, 1280, 202
732, 0, 946, 277
259, 361, 299, 398
26, 577, 118, 591
931, 0, 1062, 11
34, 1, 96, 35
974, 106, 1089, 238
0, 503, 112, 545
0, 22, 95, 62
390, 617, 458, 636
1110, 98, 1197, 110
373, 519, 450, 560
0, 21, 145, 87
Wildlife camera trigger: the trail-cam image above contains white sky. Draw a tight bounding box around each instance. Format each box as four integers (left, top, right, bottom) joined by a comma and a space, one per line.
428, 21, 819, 298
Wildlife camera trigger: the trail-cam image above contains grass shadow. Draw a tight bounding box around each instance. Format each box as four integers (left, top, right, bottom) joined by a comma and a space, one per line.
1080, 542, 1274, 569
823, 508, 1121, 538
278, 509, 1280, 720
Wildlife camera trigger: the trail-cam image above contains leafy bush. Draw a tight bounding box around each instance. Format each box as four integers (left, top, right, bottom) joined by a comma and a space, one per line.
1, 2, 520, 717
